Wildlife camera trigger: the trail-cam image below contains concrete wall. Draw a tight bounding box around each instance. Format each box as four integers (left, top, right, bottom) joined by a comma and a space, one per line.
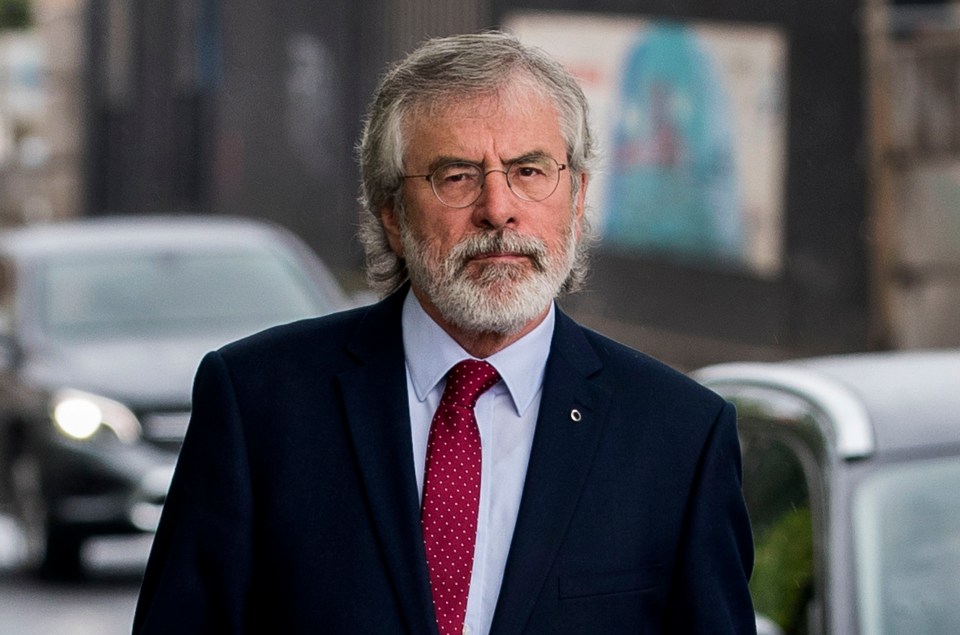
0, 0, 86, 226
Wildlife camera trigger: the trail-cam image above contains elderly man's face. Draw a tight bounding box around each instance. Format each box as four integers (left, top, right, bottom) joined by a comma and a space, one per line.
382, 86, 587, 337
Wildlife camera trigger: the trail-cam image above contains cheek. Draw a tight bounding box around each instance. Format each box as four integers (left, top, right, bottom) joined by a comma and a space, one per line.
412, 214, 473, 251
542, 207, 578, 246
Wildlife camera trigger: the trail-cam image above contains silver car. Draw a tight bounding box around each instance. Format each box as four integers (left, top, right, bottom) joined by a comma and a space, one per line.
695, 350, 960, 635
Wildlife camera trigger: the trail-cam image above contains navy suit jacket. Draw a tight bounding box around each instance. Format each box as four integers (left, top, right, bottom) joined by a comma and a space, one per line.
133, 288, 755, 634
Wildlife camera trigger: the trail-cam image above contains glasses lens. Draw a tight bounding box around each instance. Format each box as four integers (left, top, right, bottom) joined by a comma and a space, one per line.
431, 163, 483, 207
507, 158, 562, 202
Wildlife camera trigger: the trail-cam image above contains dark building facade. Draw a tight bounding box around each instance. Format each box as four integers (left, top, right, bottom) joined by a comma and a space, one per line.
83, 0, 874, 368
85, 0, 368, 273
84, 0, 487, 278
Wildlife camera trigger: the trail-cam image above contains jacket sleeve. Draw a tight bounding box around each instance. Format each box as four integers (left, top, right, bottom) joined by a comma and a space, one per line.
664, 400, 757, 634
133, 350, 254, 633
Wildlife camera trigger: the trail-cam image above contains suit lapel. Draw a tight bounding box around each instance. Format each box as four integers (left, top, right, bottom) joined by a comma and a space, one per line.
336, 289, 437, 635
334, 295, 611, 635
490, 310, 611, 635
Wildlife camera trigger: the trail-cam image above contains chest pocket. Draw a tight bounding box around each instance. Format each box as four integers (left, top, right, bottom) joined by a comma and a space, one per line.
558, 564, 663, 600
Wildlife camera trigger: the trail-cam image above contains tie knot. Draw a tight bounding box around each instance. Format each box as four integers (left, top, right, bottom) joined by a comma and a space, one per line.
441, 359, 501, 409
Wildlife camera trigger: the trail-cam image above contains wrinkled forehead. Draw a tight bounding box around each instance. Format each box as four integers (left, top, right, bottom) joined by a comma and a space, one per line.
400, 78, 559, 143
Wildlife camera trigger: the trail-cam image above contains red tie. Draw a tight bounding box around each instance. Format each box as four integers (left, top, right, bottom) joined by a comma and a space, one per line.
421, 359, 501, 635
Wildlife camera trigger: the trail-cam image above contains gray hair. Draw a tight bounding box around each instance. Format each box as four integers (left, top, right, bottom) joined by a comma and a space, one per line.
357, 31, 597, 295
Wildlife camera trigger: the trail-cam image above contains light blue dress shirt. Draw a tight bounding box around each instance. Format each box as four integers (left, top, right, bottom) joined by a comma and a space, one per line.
402, 290, 554, 635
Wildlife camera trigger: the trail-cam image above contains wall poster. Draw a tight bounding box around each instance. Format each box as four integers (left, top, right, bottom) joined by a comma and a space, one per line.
506, 12, 789, 277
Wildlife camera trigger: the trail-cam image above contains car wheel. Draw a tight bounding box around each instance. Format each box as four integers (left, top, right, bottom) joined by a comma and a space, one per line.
10, 451, 84, 578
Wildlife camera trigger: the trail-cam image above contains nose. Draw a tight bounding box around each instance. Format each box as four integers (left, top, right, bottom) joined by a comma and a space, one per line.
472, 168, 517, 229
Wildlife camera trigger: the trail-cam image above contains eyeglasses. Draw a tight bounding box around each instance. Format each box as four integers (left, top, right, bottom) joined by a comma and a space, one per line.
402, 156, 567, 208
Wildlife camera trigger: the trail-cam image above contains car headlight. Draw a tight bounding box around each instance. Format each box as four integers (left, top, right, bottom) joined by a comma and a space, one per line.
50, 389, 142, 443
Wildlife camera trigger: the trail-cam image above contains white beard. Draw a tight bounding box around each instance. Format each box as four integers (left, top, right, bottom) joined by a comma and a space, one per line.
401, 219, 578, 335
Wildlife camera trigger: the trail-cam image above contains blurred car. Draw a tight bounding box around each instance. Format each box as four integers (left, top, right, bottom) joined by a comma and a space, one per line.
694, 349, 960, 634
0, 215, 351, 576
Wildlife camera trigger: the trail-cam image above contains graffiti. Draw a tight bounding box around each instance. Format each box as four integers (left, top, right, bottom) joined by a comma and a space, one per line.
604, 24, 743, 264
507, 12, 788, 276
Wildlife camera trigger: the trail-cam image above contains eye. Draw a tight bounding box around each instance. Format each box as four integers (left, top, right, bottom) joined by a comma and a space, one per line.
433, 163, 481, 184
510, 160, 551, 180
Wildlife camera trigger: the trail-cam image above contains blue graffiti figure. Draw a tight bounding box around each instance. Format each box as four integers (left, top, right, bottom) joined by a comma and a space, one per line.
603, 23, 745, 266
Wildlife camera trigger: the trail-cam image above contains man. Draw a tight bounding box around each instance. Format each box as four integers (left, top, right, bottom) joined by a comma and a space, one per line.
134, 31, 755, 634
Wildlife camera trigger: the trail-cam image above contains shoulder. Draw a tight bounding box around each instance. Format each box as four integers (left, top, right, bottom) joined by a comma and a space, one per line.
220, 303, 371, 358
552, 314, 731, 447
189, 297, 404, 413
211, 290, 404, 378
557, 318, 737, 476
558, 313, 721, 408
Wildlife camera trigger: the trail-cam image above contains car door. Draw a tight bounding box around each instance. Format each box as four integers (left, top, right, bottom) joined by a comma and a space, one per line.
730, 388, 832, 635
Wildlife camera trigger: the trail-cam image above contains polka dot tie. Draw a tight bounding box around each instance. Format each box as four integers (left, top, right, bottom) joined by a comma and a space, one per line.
421, 359, 501, 635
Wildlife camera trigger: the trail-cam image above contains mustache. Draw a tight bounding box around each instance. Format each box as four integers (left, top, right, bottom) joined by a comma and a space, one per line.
448, 230, 549, 273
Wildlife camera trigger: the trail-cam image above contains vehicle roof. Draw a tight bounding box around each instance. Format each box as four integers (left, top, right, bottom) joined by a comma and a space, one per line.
695, 349, 960, 459
0, 215, 302, 257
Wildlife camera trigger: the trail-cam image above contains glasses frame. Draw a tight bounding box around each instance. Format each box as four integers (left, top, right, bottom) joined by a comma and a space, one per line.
402, 157, 568, 208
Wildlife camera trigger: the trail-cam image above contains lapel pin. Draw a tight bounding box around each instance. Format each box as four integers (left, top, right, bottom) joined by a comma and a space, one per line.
570, 409, 582, 422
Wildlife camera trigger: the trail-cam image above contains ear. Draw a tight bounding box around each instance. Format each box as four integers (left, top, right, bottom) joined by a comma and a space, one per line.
380, 199, 404, 257
574, 171, 589, 237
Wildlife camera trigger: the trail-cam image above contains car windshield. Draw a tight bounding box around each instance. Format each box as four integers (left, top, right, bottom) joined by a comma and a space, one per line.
853, 455, 960, 634
39, 247, 331, 340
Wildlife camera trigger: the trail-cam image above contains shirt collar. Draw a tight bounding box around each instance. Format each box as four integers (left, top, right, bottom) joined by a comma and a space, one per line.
401, 289, 554, 417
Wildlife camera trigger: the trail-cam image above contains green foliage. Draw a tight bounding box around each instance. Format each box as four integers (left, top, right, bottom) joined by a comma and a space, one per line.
750, 506, 815, 634
0, 0, 31, 30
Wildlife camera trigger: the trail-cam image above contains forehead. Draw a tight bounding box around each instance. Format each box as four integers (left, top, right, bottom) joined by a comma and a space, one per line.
401, 85, 566, 165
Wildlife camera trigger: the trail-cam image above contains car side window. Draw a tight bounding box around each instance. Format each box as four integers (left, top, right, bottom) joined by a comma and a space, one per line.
854, 456, 960, 632
740, 424, 822, 635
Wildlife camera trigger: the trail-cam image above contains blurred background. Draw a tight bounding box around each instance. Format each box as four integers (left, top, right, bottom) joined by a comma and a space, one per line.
3, 0, 959, 367
1, 0, 959, 631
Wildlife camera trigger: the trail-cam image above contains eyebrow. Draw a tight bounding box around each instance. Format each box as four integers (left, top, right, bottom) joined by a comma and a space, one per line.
425, 150, 554, 173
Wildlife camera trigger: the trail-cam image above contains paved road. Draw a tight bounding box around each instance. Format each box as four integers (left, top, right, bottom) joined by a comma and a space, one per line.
0, 516, 149, 634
